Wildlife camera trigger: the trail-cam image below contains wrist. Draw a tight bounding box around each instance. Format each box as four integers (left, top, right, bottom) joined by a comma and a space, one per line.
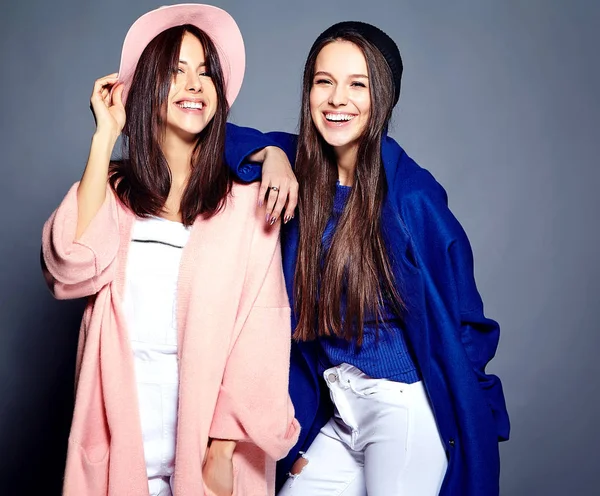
92, 129, 119, 148
247, 147, 267, 164
263, 146, 286, 161
209, 439, 236, 459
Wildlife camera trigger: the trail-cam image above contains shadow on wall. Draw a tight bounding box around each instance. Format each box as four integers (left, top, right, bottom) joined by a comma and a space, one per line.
1, 283, 85, 495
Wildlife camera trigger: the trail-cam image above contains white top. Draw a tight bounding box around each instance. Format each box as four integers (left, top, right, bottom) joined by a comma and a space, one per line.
122, 216, 191, 483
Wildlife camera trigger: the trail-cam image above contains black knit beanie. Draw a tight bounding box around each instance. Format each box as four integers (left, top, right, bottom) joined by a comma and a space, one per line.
308, 21, 403, 106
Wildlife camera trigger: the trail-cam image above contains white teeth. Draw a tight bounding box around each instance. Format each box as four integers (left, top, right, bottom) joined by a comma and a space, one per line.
325, 113, 355, 122
177, 101, 203, 109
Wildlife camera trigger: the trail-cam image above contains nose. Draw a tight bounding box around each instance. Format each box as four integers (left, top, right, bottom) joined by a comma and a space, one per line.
186, 72, 203, 93
328, 84, 347, 107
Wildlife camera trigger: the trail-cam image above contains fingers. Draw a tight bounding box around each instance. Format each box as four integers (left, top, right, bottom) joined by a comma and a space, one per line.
261, 176, 299, 226
290, 456, 309, 475
260, 146, 298, 225
89, 73, 125, 136
91, 73, 119, 103
271, 181, 289, 223
258, 176, 270, 207
202, 444, 210, 467
270, 177, 299, 224
111, 83, 125, 107
283, 180, 299, 223
264, 184, 280, 225
92, 73, 119, 92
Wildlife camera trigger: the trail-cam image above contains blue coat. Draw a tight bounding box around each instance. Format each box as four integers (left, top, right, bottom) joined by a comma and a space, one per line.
225, 124, 510, 495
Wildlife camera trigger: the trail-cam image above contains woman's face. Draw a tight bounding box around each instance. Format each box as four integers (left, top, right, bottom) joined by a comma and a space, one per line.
309, 40, 371, 156
165, 32, 218, 142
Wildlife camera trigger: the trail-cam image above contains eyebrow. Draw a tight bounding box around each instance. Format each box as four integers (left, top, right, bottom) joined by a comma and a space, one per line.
178, 60, 206, 67
314, 71, 369, 79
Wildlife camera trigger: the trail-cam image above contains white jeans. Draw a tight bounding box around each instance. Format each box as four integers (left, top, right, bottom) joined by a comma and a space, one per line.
278, 363, 447, 496
136, 354, 178, 496
147, 476, 173, 496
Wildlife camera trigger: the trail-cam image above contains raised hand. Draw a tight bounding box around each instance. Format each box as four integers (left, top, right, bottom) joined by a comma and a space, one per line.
89, 73, 126, 139
75, 73, 125, 239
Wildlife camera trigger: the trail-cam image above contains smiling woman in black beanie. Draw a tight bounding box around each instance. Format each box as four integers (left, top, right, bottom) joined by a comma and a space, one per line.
227, 20, 510, 496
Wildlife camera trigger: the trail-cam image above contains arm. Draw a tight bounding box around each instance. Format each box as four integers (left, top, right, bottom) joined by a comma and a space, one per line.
41, 74, 126, 300
224, 122, 273, 182
224, 124, 298, 181
41, 182, 120, 299
202, 439, 236, 496
447, 228, 510, 441
400, 169, 509, 441
77, 73, 125, 238
225, 123, 299, 224
209, 233, 300, 460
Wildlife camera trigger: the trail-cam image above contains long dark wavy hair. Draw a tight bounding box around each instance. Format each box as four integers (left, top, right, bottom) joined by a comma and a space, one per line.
109, 24, 231, 226
293, 32, 404, 345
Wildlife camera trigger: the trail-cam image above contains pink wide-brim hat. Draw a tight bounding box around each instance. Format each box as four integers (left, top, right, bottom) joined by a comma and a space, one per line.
117, 3, 245, 106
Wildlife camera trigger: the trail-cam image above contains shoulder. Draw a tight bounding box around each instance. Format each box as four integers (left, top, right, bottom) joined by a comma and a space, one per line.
381, 135, 444, 206
380, 136, 448, 213
383, 145, 459, 245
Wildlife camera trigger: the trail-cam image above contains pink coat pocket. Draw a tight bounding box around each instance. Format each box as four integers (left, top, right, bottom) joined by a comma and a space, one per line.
63, 440, 110, 496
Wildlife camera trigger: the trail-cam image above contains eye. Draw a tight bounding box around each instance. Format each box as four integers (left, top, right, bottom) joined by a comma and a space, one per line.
174, 67, 185, 75
351, 81, 367, 88
314, 78, 332, 85
199, 71, 211, 77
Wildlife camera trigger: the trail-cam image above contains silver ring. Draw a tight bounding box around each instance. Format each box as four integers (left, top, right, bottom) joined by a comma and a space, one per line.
269, 186, 280, 192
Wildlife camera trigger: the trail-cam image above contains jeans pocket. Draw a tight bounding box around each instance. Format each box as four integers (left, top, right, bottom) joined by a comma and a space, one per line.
373, 380, 417, 408
347, 376, 385, 398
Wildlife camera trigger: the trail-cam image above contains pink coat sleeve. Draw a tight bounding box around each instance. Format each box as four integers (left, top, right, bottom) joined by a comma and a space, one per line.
209, 234, 300, 461
41, 182, 120, 299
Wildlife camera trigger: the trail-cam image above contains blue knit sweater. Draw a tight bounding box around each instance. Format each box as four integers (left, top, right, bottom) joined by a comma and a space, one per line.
318, 183, 419, 382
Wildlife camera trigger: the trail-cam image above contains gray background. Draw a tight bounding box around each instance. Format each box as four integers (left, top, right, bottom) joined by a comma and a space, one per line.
1, 0, 598, 494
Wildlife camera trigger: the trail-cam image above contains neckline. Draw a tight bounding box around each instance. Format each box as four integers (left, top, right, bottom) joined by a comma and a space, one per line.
134, 216, 190, 229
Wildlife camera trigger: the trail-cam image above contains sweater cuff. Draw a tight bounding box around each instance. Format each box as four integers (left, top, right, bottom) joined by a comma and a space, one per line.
209, 386, 248, 441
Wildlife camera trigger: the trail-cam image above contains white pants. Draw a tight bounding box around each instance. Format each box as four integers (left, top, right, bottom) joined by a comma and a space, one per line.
278, 363, 447, 496
133, 351, 179, 496
147, 476, 174, 496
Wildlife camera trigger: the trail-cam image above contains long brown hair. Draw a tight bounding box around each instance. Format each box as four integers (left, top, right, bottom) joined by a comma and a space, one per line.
109, 25, 231, 226
293, 32, 404, 345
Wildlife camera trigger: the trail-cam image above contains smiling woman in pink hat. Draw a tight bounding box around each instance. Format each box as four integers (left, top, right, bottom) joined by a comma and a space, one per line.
41, 4, 299, 495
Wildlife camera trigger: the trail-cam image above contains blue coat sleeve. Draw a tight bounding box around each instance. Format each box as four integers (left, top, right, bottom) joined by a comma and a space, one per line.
225, 122, 270, 182
224, 123, 298, 182
399, 169, 510, 441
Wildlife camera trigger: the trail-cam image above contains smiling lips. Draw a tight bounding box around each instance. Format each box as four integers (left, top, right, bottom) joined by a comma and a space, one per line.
175, 99, 205, 112
323, 111, 357, 127
325, 113, 354, 121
